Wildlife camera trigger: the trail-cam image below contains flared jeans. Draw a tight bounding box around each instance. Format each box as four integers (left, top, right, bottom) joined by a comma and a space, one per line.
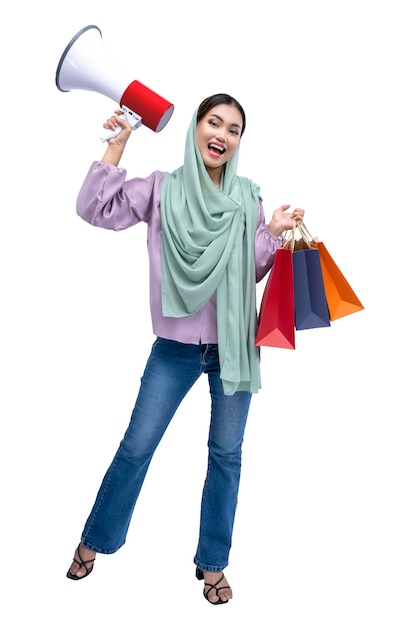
80, 338, 252, 572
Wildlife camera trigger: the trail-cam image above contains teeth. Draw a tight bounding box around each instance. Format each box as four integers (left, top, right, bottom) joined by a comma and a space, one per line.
208, 143, 225, 154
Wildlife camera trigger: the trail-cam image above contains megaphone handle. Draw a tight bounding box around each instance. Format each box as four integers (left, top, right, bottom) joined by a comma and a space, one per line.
99, 122, 125, 142
99, 106, 142, 142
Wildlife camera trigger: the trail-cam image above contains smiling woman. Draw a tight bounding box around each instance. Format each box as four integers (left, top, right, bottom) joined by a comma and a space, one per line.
65, 92, 304, 604
195, 98, 244, 186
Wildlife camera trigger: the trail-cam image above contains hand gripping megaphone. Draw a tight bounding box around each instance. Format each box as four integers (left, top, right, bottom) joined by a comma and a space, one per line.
55, 25, 174, 141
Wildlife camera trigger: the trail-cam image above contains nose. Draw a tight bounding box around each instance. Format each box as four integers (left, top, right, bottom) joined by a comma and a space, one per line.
215, 127, 227, 142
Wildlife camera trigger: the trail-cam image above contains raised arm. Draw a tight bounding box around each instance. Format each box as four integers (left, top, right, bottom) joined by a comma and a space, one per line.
100, 109, 133, 167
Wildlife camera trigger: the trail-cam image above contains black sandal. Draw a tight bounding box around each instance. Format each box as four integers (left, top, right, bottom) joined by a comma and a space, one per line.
195, 567, 230, 605
66, 544, 96, 580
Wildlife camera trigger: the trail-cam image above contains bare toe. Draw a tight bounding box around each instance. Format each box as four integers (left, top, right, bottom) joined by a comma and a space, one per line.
203, 572, 232, 604
67, 544, 96, 580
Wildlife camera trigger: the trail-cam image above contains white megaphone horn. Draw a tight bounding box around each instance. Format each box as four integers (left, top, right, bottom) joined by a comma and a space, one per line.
55, 25, 174, 141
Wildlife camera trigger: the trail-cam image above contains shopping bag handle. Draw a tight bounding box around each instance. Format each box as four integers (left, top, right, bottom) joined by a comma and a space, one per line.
283, 220, 315, 250
297, 221, 321, 245
283, 221, 299, 251
297, 221, 313, 242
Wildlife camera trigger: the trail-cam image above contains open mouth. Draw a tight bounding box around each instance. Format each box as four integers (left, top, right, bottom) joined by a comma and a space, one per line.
208, 142, 225, 155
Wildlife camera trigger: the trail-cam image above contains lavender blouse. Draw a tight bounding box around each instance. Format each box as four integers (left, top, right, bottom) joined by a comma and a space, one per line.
76, 161, 284, 345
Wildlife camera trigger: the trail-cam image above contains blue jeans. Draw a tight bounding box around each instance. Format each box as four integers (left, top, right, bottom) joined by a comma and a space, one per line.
80, 338, 252, 572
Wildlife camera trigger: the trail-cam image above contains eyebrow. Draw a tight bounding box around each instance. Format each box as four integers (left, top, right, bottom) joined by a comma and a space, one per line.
209, 113, 241, 130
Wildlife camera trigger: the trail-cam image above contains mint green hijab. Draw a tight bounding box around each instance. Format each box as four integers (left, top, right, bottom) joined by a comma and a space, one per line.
160, 109, 261, 395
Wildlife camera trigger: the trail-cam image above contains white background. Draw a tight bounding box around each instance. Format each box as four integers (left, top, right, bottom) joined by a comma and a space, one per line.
1, 1, 416, 624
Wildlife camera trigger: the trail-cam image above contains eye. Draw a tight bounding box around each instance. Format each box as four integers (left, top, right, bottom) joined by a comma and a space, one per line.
208, 119, 219, 128
229, 128, 240, 136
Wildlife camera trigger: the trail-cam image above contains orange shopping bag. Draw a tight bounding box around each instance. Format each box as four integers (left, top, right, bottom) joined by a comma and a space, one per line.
298, 222, 364, 321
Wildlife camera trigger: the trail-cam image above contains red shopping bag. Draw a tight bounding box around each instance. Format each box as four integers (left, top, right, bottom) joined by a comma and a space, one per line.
255, 248, 295, 349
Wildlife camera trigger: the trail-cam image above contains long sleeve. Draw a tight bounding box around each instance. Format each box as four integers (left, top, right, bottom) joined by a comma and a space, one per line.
76, 161, 165, 230
75, 161, 219, 344
254, 200, 284, 282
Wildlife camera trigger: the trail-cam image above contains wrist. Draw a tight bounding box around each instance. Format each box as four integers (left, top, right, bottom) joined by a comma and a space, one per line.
267, 223, 285, 238
101, 144, 125, 166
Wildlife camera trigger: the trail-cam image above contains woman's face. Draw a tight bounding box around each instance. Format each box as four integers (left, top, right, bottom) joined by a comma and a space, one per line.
196, 103, 243, 184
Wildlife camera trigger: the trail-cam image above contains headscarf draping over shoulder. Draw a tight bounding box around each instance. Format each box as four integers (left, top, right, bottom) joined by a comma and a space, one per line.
160, 109, 261, 395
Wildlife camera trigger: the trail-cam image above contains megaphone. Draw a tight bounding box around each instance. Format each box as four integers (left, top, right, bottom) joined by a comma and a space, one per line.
55, 25, 174, 141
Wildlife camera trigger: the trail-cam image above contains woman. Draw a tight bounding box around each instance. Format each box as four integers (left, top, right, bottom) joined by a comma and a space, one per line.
66, 93, 304, 604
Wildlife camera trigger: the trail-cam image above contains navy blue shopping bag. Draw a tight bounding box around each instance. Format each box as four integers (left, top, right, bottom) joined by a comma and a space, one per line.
292, 247, 331, 330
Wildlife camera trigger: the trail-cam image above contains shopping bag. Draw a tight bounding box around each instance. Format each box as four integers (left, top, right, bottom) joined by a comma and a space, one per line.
255, 248, 295, 349
283, 221, 330, 330
312, 241, 364, 320
298, 222, 364, 321
292, 246, 331, 330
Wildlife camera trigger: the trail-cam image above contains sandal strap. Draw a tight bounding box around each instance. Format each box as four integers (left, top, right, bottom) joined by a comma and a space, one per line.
74, 546, 95, 573
203, 573, 230, 602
